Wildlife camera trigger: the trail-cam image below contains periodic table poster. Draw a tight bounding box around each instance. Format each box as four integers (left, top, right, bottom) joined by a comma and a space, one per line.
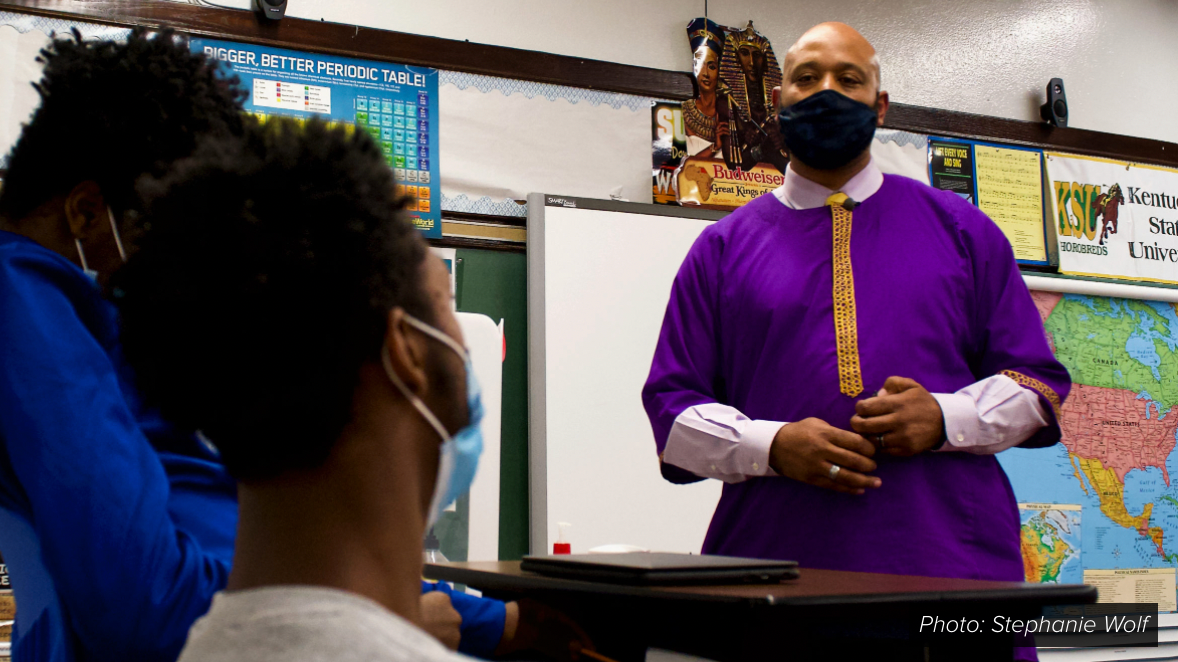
191, 38, 441, 238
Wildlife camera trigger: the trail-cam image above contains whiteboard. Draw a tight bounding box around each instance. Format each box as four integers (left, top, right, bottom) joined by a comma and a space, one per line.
527, 194, 725, 556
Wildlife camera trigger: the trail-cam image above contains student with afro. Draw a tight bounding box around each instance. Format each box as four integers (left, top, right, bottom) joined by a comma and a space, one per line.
114, 117, 591, 662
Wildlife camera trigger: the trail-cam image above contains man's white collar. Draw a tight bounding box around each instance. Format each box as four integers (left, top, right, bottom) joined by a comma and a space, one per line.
772, 158, 884, 210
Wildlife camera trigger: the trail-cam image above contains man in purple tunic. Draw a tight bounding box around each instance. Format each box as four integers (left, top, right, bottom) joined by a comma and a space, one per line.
643, 23, 1069, 585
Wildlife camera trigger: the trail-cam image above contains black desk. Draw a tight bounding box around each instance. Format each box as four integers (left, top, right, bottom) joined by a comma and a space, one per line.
425, 561, 1097, 662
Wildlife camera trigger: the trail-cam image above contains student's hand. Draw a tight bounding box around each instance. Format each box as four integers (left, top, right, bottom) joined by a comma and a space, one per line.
850, 376, 945, 457
420, 591, 462, 651
494, 599, 594, 661
769, 418, 880, 494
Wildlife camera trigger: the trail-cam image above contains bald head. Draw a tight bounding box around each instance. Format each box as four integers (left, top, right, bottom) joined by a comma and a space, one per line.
775, 22, 889, 178
782, 22, 882, 104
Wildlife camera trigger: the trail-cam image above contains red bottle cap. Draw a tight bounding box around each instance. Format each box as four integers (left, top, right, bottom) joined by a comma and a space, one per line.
553, 542, 571, 555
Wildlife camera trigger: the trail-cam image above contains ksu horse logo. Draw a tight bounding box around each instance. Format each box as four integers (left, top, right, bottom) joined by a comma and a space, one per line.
1054, 180, 1123, 247
1093, 183, 1124, 246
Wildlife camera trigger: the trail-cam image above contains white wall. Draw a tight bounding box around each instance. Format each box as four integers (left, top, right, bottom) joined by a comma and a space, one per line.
192, 0, 1178, 143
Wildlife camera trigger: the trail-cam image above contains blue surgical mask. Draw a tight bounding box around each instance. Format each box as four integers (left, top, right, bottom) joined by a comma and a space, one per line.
778, 89, 878, 170
381, 314, 483, 529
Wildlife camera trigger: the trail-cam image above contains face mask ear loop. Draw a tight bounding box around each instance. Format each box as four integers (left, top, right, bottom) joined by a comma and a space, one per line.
403, 314, 469, 362
381, 345, 452, 442
74, 238, 90, 273
107, 207, 127, 263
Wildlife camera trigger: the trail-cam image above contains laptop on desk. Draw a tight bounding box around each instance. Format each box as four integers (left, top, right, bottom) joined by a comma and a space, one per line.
520, 552, 799, 586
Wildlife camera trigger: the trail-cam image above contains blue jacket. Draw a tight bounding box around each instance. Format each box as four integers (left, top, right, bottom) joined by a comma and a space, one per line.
0, 231, 505, 660
0, 231, 235, 661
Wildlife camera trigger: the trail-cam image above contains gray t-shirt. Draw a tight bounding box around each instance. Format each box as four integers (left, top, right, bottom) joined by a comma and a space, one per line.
178, 586, 471, 662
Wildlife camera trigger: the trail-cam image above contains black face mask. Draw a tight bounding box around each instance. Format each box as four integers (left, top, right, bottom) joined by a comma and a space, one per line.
778, 89, 878, 170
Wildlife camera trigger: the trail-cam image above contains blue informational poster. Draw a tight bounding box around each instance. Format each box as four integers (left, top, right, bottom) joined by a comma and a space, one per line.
192, 38, 441, 238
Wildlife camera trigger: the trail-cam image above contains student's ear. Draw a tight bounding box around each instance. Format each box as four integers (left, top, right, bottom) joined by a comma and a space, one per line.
771, 85, 781, 111
385, 307, 429, 396
63, 181, 108, 241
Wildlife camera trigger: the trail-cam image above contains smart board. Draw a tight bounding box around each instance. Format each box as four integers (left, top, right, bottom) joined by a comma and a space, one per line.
527, 194, 725, 556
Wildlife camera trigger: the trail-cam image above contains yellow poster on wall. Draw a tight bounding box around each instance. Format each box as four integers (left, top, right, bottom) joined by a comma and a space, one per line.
974, 145, 1048, 263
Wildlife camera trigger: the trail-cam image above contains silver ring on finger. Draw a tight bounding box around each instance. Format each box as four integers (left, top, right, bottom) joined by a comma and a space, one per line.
876, 433, 886, 449
828, 464, 841, 480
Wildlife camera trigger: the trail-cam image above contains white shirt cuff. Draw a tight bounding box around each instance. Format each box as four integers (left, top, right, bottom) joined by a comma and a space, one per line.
663, 404, 784, 482
740, 419, 783, 476
929, 375, 1049, 454
930, 392, 980, 452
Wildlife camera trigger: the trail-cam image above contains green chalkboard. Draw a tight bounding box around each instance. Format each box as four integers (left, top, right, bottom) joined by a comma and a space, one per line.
454, 249, 529, 560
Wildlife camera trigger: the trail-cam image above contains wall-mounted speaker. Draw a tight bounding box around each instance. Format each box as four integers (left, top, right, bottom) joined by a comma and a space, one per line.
1039, 78, 1068, 128
254, 0, 287, 21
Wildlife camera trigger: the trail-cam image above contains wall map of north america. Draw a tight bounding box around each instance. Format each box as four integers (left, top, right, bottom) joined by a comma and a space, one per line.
999, 291, 1178, 605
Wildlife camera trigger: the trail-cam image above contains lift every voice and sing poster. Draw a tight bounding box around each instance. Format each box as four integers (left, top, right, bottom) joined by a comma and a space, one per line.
192, 38, 441, 238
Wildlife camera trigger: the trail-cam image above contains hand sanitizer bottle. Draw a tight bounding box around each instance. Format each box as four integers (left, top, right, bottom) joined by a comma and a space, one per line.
553, 522, 572, 555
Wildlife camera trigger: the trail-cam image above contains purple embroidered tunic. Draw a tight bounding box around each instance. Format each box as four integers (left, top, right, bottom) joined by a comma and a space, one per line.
643, 175, 1070, 582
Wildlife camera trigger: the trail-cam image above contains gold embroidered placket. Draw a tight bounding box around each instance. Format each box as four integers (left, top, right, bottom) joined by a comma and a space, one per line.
827, 192, 863, 398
